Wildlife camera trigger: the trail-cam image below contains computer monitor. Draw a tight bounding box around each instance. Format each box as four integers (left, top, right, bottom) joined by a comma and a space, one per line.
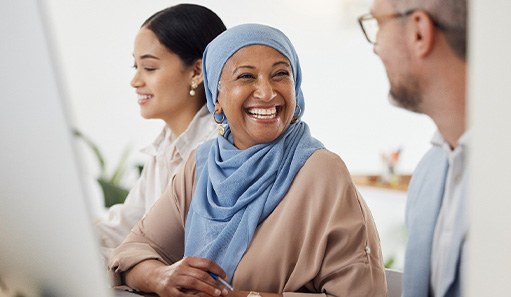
0, 1, 135, 296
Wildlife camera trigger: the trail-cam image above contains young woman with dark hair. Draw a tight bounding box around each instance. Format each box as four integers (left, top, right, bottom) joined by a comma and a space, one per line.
95, 4, 226, 256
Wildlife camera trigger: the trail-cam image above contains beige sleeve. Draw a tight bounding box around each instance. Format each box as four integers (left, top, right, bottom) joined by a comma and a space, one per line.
232, 150, 387, 296
287, 150, 387, 297
108, 151, 197, 285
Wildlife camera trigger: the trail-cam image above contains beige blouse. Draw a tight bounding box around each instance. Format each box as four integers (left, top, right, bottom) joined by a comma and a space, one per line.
109, 149, 387, 297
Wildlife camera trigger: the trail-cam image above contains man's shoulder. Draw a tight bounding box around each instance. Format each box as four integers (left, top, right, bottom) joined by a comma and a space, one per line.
407, 146, 450, 206
414, 146, 449, 175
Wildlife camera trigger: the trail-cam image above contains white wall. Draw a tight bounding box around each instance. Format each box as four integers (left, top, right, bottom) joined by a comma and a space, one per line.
358, 187, 407, 269
467, 0, 511, 295
42, 0, 434, 188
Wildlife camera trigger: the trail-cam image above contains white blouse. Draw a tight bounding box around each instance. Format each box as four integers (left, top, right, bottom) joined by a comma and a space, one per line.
95, 105, 217, 255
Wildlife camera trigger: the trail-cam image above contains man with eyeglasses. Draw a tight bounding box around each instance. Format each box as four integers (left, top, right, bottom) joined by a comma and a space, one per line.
358, 0, 468, 297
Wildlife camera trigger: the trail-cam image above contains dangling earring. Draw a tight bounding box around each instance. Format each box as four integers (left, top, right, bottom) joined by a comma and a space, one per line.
291, 104, 302, 124
213, 111, 225, 136
189, 80, 198, 96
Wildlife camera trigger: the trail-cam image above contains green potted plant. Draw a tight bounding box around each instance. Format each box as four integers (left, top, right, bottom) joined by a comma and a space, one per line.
73, 129, 131, 207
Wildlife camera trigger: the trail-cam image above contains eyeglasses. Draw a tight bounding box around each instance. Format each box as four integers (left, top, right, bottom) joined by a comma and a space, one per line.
358, 10, 415, 44
358, 10, 446, 45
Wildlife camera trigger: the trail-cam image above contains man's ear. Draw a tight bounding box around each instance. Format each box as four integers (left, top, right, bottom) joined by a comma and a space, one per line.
409, 10, 436, 58
191, 58, 203, 85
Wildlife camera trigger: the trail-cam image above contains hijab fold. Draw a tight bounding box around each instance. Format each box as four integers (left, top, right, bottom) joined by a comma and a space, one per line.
184, 24, 324, 281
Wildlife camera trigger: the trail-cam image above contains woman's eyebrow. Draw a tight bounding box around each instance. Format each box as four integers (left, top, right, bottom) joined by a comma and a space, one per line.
273, 61, 290, 68
135, 54, 160, 60
232, 61, 290, 74
232, 65, 255, 74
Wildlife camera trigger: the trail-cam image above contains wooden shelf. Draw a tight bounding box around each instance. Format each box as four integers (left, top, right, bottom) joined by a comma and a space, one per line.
351, 174, 411, 192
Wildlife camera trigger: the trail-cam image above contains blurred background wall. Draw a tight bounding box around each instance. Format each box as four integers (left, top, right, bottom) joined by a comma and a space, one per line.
43, 0, 434, 195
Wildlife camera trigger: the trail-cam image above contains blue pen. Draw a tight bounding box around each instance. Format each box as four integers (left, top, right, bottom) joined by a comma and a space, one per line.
209, 272, 234, 291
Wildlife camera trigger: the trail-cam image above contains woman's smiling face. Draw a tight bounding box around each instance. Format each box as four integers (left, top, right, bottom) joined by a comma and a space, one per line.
216, 45, 296, 150
131, 27, 195, 125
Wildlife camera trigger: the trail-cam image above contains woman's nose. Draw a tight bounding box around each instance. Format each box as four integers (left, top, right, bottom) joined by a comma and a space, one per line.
253, 78, 276, 101
130, 71, 143, 88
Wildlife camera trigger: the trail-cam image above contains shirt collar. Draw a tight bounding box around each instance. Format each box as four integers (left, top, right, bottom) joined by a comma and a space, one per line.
173, 105, 212, 160
431, 130, 446, 148
140, 126, 172, 156
430, 130, 470, 152
139, 105, 214, 160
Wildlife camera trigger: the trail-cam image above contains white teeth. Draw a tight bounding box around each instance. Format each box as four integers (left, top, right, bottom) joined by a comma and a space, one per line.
137, 94, 152, 100
247, 107, 277, 119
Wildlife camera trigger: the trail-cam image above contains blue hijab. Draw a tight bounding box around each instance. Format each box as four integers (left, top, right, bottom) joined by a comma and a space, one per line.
184, 24, 324, 281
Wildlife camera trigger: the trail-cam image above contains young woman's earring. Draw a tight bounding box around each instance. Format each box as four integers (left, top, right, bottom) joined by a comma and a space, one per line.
213, 111, 225, 136
189, 80, 198, 96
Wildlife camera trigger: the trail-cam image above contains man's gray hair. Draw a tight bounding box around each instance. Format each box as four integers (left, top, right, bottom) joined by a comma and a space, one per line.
392, 0, 467, 59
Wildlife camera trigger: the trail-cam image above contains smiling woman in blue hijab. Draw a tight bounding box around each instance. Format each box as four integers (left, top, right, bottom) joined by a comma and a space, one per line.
109, 24, 387, 297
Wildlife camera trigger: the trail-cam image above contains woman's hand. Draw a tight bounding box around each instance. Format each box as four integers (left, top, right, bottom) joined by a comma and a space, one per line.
125, 257, 230, 297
